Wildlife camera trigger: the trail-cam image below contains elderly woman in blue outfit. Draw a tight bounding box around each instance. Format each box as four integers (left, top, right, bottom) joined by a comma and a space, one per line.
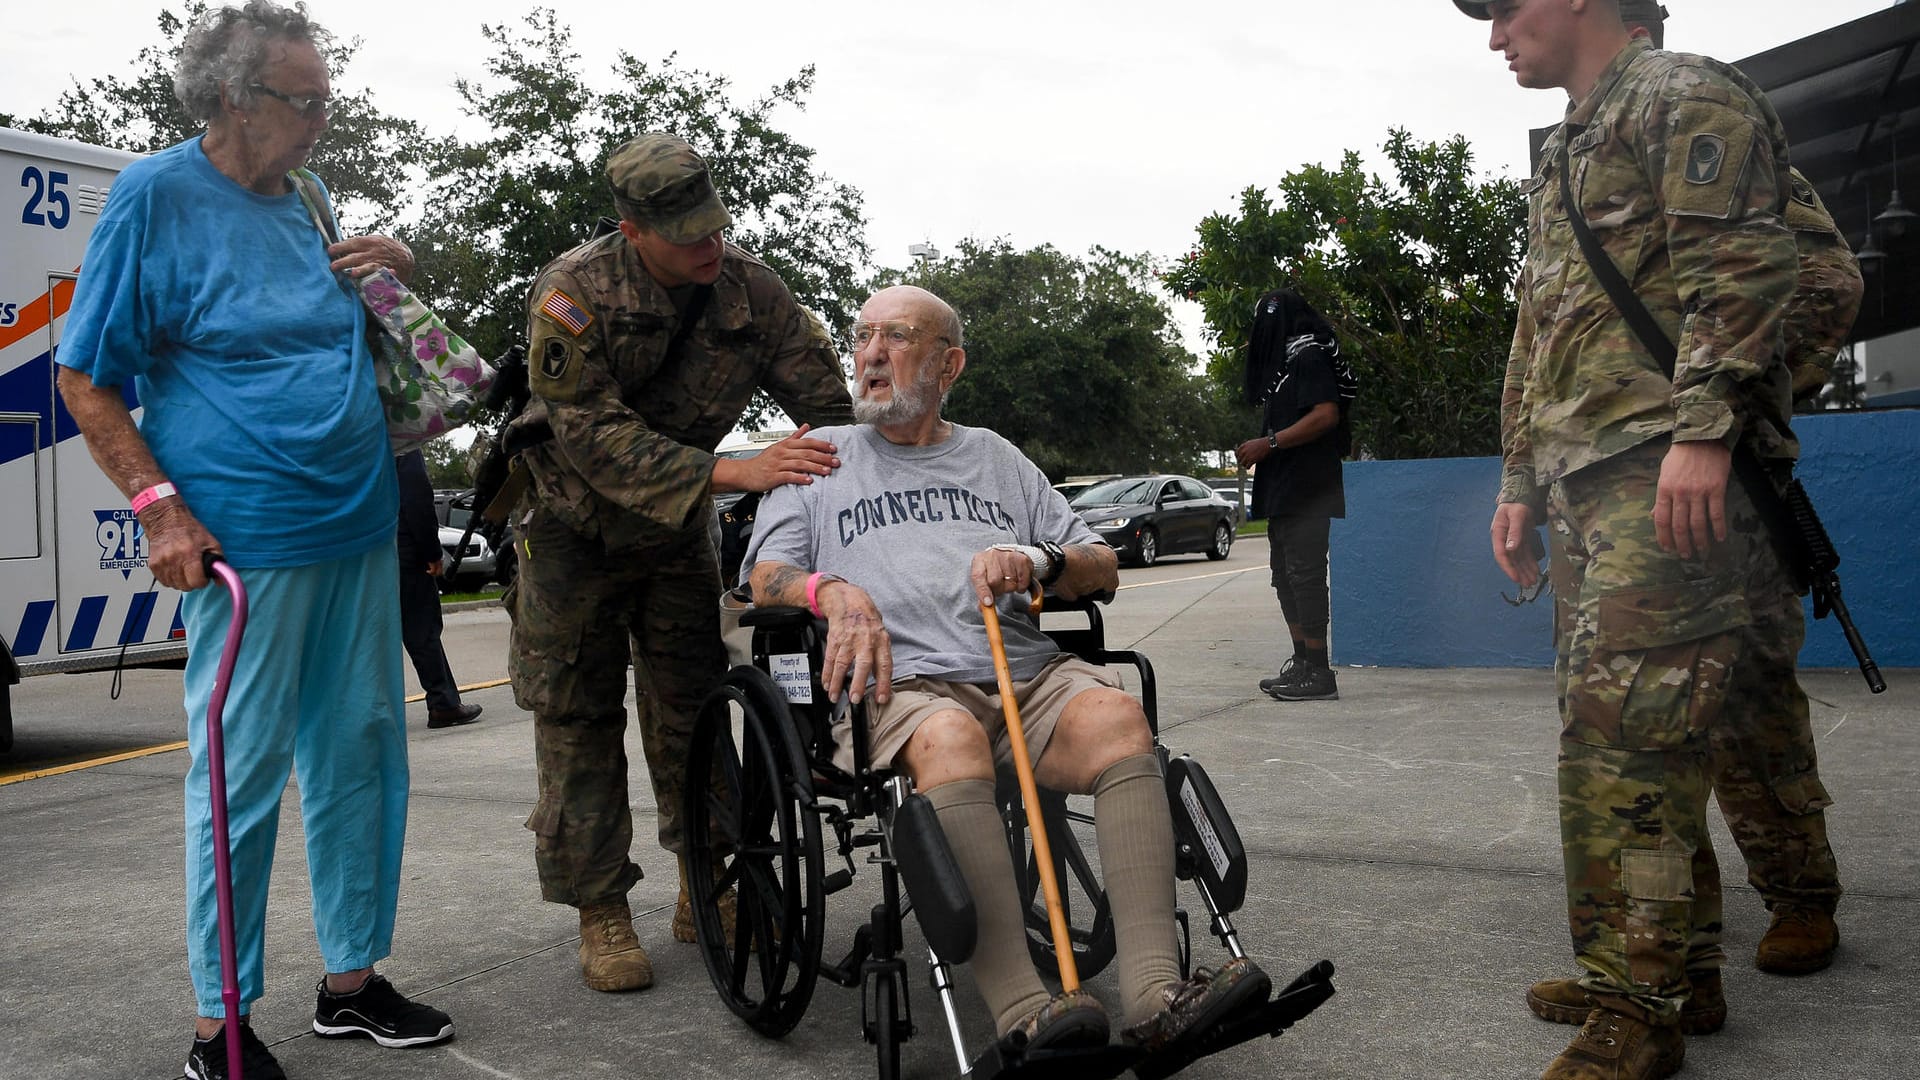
55, 3, 452, 1077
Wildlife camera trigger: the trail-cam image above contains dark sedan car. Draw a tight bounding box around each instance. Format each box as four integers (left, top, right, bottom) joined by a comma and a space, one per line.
1069, 475, 1237, 566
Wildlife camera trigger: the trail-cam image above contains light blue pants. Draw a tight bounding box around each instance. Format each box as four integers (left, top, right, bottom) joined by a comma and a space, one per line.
181, 544, 408, 1017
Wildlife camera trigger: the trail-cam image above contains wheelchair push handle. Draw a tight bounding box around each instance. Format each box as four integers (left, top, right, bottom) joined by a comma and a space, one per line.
980, 598, 1079, 992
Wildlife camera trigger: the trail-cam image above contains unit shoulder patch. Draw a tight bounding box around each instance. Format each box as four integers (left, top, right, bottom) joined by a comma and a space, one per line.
1684, 134, 1727, 185
1663, 101, 1756, 220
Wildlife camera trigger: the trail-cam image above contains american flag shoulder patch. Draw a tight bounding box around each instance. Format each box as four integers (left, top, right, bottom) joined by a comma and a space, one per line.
539, 288, 594, 336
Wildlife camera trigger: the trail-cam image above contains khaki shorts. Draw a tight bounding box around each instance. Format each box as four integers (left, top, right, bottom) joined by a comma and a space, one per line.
839, 655, 1123, 774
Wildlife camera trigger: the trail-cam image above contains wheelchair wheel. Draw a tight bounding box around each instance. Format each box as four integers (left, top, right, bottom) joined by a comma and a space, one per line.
686, 665, 826, 1037
1004, 785, 1117, 980
866, 968, 904, 1080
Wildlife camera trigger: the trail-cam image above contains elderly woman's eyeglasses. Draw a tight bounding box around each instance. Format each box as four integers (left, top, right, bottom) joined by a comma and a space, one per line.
847, 320, 951, 353
250, 84, 331, 120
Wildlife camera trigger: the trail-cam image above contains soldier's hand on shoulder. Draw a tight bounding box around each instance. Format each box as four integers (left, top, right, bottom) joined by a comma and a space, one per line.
717, 423, 842, 493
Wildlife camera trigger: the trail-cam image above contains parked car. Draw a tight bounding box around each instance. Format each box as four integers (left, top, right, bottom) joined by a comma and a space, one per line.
1052, 474, 1121, 504
1211, 487, 1248, 525
1069, 474, 1237, 566
436, 525, 498, 594
434, 488, 516, 592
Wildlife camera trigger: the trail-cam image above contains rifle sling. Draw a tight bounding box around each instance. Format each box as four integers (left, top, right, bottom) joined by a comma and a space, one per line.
1554, 146, 1807, 578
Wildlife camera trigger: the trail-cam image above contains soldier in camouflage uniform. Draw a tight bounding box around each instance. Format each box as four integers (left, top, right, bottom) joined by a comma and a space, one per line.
1456, 2, 1831, 1078
1780, 171, 1866, 405
1521, 5, 1853, 1035
509, 133, 854, 992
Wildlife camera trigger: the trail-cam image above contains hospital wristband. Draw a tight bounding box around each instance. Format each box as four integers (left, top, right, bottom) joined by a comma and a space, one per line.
806, 572, 845, 618
131, 482, 178, 515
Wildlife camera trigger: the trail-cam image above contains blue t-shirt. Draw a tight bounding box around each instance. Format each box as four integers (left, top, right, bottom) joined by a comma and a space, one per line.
57, 136, 395, 567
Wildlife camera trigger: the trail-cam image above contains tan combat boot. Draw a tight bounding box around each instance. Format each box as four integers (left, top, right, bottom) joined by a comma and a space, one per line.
577, 900, 653, 991
1756, 905, 1838, 975
673, 857, 740, 945
1541, 1008, 1683, 1080
1527, 972, 1725, 1035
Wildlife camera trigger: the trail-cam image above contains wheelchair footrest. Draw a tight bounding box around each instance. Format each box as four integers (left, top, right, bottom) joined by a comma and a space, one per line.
965, 1040, 1141, 1080
1130, 959, 1337, 1080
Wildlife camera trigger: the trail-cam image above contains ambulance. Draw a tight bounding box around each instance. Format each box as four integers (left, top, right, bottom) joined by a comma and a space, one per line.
0, 127, 178, 752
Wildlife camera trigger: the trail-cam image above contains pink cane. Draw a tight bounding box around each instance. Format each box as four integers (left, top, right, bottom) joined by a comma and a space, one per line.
202, 553, 249, 1080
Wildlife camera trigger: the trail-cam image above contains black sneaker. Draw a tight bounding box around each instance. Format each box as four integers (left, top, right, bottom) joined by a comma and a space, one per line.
1270, 663, 1338, 701
312, 973, 453, 1048
1258, 657, 1305, 698
185, 1020, 287, 1080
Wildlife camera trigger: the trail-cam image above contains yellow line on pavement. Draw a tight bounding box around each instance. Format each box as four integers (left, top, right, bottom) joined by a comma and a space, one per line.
0, 740, 188, 785
1116, 566, 1259, 591
405, 676, 513, 704
5, 679, 516, 785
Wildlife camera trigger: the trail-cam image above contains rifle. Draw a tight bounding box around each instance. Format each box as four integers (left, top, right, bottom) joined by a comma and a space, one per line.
446, 343, 529, 582
1556, 149, 1885, 693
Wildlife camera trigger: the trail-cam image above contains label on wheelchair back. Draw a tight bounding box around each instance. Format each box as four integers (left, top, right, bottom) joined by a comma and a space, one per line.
769, 653, 814, 704
1180, 777, 1231, 881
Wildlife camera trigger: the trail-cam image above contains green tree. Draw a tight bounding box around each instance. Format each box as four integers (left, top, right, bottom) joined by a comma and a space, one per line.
876, 238, 1209, 478
23, 3, 422, 230
1165, 129, 1526, 460
420, 437, 472, 489
408, 7, 869, 422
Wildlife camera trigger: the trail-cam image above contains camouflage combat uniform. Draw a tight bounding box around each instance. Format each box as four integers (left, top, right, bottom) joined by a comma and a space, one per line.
510, 234, 852, 907
1502, 38, 1837, 1024
1781, 170, 1866, 403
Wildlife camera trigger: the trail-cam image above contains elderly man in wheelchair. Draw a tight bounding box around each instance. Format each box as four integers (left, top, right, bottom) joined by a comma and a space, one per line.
693, 285, 1330, 1078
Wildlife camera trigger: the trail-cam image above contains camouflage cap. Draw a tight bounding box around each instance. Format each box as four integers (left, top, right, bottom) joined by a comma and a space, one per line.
1617, 1, 1668, 29
604, 133, 733, 245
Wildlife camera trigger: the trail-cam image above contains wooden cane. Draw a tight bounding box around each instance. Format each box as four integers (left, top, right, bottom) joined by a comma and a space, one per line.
979, 590, 1081, 992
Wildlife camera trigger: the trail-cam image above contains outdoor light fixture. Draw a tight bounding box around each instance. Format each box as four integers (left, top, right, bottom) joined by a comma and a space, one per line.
1857, 198, 1889, 273
1875, 131, 1919, 241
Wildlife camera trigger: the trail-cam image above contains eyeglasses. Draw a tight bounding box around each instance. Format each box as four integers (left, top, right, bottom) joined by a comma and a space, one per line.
249, 84, 331, 120
847, 320, 951, 353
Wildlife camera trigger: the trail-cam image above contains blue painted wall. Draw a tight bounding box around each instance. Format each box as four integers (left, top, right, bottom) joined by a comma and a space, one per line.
1331, 408, 1920, 669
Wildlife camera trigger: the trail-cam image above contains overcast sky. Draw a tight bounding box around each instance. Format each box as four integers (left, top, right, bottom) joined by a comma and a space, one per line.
0, 0, 1893, 342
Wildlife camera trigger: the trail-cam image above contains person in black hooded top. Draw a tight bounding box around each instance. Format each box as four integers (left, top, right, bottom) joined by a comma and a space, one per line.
1236, 289, 1352, 701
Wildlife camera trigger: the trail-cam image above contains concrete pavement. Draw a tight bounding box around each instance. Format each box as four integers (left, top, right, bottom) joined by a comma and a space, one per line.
0, 545, 1913, 1079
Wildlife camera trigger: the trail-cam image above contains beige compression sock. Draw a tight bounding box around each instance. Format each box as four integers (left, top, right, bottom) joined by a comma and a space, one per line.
926, 778, 1051, 1034
1093, 752, 1182, 1025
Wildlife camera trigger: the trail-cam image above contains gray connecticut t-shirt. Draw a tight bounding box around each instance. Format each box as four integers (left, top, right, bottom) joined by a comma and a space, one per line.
742, 423, 1104, 684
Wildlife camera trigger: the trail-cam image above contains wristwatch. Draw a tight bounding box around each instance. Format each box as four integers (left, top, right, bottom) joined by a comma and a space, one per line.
1036, 541, 1067, 586
1267, 432, 1280, 449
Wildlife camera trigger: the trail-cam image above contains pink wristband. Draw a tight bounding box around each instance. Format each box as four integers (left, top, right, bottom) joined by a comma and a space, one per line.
131, 482, 178, 515
805, 572, 842, 617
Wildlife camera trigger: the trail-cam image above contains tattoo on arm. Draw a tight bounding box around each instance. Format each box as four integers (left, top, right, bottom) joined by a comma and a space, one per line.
763, 563, 808, 606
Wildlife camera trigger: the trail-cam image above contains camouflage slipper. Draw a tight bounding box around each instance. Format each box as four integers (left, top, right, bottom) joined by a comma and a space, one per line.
1120, 956, 1271, 1054
1005, 989, 1111, 1053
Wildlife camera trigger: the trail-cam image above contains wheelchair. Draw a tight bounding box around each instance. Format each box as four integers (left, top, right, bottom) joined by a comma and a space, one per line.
683, 594, 1335, 1080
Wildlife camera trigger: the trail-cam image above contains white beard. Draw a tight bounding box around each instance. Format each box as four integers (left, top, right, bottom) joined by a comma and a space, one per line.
853, 362, 943, 427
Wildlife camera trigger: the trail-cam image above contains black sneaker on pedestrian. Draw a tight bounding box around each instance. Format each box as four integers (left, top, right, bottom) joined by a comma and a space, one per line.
312, 973, 454, 1047
1258, 657, 1304, 698
184, 1020, 287, 1080
1270, 662, 1338, 701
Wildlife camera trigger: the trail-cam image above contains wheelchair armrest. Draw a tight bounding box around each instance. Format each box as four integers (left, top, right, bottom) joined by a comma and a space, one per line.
1041, 588, 1114, 609
740, 604, 816, 631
